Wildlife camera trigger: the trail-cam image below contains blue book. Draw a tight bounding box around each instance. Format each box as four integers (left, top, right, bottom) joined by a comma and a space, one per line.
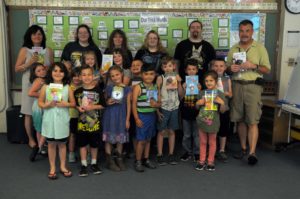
186, 76, 199, 95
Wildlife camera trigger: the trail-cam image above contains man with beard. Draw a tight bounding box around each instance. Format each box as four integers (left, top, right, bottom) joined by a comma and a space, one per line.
174, 20, 216, 84
227, 19, 270, 165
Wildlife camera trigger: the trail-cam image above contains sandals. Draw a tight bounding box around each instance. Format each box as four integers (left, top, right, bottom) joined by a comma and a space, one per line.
60, 170, 72, 178
48, 172, 58, 180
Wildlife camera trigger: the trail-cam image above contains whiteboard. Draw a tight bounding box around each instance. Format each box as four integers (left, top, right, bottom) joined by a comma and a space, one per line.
284, 57, 300, 105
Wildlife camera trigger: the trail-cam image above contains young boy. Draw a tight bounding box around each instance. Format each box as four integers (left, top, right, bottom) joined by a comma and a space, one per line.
210, 58, 232, 162
180, 58, 202, 162
156, 56, 183, 165
74, 66, 106, 176
132, 64, 161, 172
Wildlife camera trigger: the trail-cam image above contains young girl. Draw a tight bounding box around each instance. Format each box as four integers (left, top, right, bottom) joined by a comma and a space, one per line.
211, 58, 232, 163
68, 67, 81, 163
102, 65, 131, 171
195, 70, 225, 172
38, 62, 75, 179
111, 48, 131, 85
28, 62, 47, 161
83, 51, 101, 82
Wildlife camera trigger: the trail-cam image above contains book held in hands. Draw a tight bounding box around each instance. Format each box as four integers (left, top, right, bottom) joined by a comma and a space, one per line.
204, 90, 218, 111
186, 75, 199, 95
101, 54, 113, 73
47, 83, 63, 102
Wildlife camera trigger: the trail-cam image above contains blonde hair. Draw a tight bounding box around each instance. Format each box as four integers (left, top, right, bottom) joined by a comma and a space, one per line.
141, 30, 166, 53
83, 51, 99, 70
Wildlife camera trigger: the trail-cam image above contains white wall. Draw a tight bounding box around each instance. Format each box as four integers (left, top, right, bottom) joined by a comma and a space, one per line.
278, 1, 300, 99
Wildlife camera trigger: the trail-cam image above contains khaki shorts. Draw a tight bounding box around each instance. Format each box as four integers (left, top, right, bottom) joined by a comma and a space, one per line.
230, 82, 263, 125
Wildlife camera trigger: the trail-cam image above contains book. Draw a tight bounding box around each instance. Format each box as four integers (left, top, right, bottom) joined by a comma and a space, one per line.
216, 77, 224, 93
31, 47, 46, 64
165, 73, 178, 90
204, 90, 218, 111
185, 75, 199, 95
146, 89, 158, 103
101, 54, 113, 73
47, 83, 63, 102
111, 86, 124, 103
81, 91, 97, 108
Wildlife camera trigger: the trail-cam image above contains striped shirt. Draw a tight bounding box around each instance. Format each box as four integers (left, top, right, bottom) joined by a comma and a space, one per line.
137, 82, 157, 113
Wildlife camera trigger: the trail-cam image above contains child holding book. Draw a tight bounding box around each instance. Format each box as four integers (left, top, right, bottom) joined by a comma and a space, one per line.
38, 62, 75, 180
132, 64, 161, 172
180, 58, 201, 162
195, 70, 226, 171
74, 66, 106, 177
102, 65, 131, 171
156, 56, 183, 165
68, 67, 81, 163
211, 58, 232, 162
28, 62, 47, 161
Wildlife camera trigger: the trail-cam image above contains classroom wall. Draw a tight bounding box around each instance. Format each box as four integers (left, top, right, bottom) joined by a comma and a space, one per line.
278, 1, 300, 99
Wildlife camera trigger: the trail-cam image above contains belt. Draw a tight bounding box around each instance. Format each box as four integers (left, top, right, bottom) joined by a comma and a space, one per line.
233, 80, 256, 85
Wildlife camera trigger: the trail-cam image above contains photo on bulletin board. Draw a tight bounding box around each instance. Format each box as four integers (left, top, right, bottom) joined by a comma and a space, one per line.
187, 18, 198, 26
98, 31, 108, 40
54, 50, 62, 58
218, 18, 229, 27
218, 38, 229, 48
53, 16, 63, 25
114, 20, 124, 29
173, 29, 183, 38
161, 39, 168, 48
158, 27, 168, 36
128, 20, 139, 29
69, 16, 79, 25
36, 16, 47, 24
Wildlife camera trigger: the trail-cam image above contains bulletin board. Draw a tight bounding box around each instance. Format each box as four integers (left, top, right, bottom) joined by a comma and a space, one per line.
29, 10, 266, 61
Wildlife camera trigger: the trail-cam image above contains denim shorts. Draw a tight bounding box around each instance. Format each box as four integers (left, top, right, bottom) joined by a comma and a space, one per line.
157, 108, 179, 131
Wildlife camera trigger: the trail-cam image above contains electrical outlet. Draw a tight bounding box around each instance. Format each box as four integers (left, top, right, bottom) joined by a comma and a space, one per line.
288, 58, 295, 66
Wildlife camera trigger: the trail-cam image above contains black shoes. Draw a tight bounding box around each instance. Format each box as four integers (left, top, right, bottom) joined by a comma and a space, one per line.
29, 146, 39, 162
248, 154, 258, 165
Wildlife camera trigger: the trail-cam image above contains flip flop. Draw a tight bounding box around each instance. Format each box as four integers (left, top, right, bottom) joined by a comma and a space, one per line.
60, 170, 72, 178
48, 172, 58, 180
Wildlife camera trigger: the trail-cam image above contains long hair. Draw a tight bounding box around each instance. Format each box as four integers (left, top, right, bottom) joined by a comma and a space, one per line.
112, 48, 130, 70
75, 24, 96, 46
29, 62, 45, 83
141, 30, 166, 53
82, 51, 99, 71
22, 25, 46, 48
107, 29, 129, 51
45, 62, 69, 85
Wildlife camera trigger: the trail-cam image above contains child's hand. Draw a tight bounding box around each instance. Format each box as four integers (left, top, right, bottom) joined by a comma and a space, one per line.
197, 83, 202, 91
182, 82, 186, 89
45, 101, 56, 108
135, 118, 143, 128
83, 104, 94, 111
78, 106, 85, 113
214, 96, 224, 105
106, 98, 116, 105
157, 111, 164, 122
176, 75, 182, 83
150, 99, 160, 108
196, 98, 205, 106
56, 100, 69, 107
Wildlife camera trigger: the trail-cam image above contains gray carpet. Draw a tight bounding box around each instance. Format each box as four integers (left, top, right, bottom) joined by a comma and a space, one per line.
0, 134, 300, 199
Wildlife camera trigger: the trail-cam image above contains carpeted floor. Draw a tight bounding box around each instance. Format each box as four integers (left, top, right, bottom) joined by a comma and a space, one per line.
0, 134, 300, 199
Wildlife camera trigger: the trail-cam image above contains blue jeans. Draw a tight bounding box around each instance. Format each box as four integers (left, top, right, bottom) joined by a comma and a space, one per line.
182, 119, 199, 155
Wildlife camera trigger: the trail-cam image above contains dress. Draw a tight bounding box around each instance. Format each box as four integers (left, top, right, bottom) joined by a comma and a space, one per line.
41, 84, 70, 139
32, 99, 43, 133
20, 47, 51, 115
102, 85, 131, 144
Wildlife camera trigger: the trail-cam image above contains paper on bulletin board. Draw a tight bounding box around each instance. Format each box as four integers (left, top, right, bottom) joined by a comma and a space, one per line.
287, 31, 300, 48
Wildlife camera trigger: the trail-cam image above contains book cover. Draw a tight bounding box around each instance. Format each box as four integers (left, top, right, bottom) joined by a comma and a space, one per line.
31, 47, 46, 64
47, 83, 63, 102
101, 54, 113, 73
165, 73, 178, 90
204, 90, 218, 111
216, 77, 224, 93
146, 89, 158, 103
186, 75, 199, 95
111, 86, 124, 103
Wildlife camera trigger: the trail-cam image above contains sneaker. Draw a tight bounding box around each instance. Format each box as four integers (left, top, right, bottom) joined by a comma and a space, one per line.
79, 166, 88, 177
195, 163, 206, 171
248, 154, 258, 165
157, 155, 167, 166
40, 145, 48, 156
205, 164, 215, 172
168, 154, 178, 165
180, 152, 191, 162
217, 151, 228, 163
90, 164, 102, 175
135, 160, 144, 172
233, 149, 247, 159
142, 159, 157, 169
193, 154, 200, 162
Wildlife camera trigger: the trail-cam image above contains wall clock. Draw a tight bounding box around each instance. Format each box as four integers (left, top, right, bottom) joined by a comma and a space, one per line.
285, 0, 300, 14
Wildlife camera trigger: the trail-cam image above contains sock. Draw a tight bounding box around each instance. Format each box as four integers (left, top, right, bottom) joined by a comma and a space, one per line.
91, 159, 97, 165
81, 160, 87, 167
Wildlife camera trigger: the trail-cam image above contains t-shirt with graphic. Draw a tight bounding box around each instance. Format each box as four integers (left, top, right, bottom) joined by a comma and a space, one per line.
74, 85, 105, 134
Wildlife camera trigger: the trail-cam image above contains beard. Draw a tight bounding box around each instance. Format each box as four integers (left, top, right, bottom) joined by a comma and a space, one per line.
191, 31, 199, 39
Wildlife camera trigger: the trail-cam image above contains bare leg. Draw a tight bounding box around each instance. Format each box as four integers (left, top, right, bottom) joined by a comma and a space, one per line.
144, 141, 151, 159
116, 143, 123, 154
58, 143, 67, 171
90, 147, 98, 161
219, 137, 227, 152
157, 131, 164, 155
168, 130, 175, 155
80, 147, 87, 162
24, 115, 35, 148
68, 134, 76, 152
238, 122, 247, 150
105, 142, 112, 155
136, 141, 145, 161
48, 142, 56, 173
248, 124, 259, 154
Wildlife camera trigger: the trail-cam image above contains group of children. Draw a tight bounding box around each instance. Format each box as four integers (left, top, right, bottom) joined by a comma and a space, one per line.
28, 49, 232, 179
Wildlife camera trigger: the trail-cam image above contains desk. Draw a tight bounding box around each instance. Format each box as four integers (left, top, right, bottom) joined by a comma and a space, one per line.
281, 104, 300, 143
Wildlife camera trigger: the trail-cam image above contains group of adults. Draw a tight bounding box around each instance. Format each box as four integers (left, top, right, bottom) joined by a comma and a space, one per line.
15, 18, 270, 166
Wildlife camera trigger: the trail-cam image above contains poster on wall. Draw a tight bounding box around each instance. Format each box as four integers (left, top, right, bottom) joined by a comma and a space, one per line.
29, 10, 266, 61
